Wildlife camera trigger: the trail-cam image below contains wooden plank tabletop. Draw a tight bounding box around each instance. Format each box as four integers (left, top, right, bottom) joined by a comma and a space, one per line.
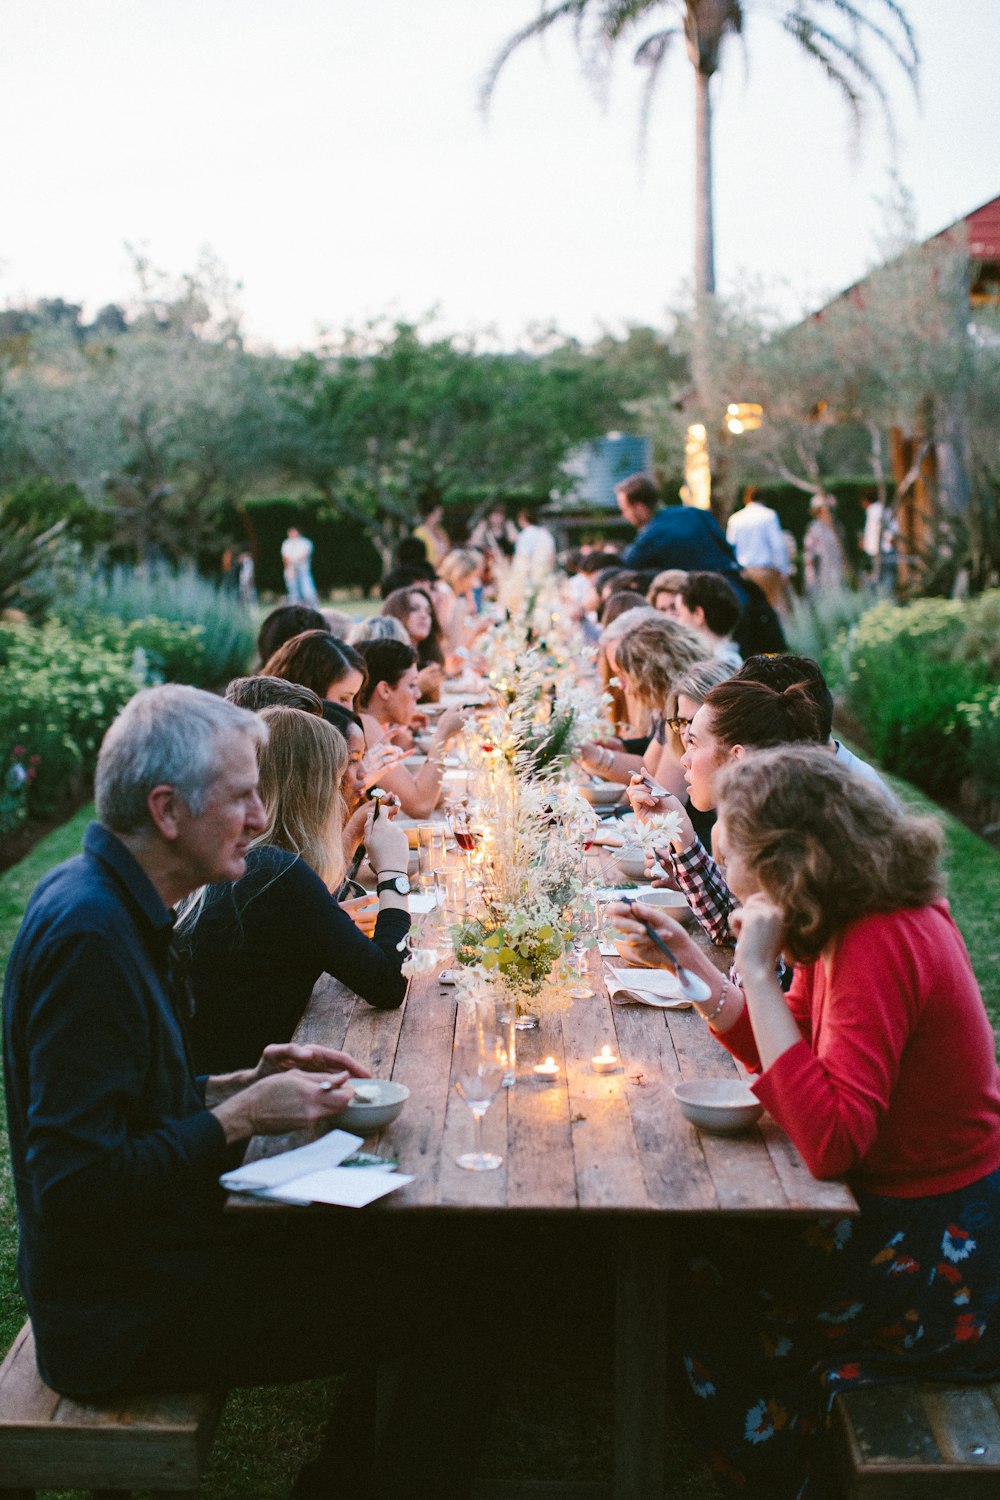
240, 926, 858, 1221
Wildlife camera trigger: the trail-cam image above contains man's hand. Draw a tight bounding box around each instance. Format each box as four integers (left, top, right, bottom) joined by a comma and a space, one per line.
250, 1043, 372, 1085
212, 1069, 358, 1144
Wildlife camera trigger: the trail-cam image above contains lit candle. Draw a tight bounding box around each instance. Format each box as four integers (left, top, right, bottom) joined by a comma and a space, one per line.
592, 1044, 619, 1075
532, 1056, 560, 1082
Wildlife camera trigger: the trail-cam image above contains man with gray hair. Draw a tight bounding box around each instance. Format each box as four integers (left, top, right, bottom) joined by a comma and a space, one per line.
2, 683, 483, 1496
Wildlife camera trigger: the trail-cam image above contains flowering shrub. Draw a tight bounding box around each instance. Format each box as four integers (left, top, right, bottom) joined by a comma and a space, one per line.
830, 595, 997, 800
0, 622, 139, 816
954, 686, 1000, 806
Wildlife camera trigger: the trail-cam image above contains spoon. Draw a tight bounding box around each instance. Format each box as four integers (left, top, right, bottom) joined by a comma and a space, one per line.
618, 898, 712, 1003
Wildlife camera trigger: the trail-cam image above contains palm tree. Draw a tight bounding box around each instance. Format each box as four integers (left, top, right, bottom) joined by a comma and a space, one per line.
483, 2, 919, 301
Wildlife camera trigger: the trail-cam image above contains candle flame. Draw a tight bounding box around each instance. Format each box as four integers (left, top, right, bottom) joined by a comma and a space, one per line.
601, 1045, 613, 1059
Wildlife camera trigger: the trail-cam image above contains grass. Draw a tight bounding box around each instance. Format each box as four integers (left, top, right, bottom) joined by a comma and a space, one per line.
0, 787, 997, 1497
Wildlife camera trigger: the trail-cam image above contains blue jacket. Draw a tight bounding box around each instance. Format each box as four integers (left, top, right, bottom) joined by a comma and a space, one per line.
622, 506, 747, 602
3, 823, 232, 1395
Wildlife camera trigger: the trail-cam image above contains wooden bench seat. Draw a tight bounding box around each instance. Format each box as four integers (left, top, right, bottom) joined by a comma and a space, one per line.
0, 1322, 226, 1498
832, 1379, 1000, 1497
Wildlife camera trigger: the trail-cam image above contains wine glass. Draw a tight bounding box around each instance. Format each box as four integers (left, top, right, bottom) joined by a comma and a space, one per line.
567, 904, 596, 999
453, 1023, 506, 1172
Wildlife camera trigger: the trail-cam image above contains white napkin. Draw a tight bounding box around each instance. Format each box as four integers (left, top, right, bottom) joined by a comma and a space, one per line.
221, 1130, 415, 1207
604, 965, 691, 1010
408, 892, 438, 914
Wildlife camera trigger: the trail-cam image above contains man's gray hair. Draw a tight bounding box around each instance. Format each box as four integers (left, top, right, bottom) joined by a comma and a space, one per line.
95, 684, 267, 834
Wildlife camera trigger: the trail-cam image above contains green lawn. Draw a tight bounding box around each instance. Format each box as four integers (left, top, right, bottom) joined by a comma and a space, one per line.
0, 790, 997, 1498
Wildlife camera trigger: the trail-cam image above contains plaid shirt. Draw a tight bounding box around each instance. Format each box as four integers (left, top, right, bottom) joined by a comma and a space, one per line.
660, 837, 734, 946
657, 837, 790, 991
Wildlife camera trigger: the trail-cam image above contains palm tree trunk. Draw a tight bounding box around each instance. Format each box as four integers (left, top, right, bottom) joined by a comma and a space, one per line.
694, 66, 716, 298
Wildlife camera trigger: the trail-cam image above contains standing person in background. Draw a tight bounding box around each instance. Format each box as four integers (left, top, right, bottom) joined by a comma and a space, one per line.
469, 502, 518, 567
280, 527, 319, 606
411, 490, 450, 570
860, 493, 899, 597
615, 474, 785, 656
504, 501, 557, 611
804, 494, 846, 594
726, 487, 791, 612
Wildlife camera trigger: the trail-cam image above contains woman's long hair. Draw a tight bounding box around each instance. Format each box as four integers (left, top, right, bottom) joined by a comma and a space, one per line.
716, 745, 944, 962
261, 630, 367, 701
381, 587, 445, 667
614, 615, 710, 713
252, 706, 347, 891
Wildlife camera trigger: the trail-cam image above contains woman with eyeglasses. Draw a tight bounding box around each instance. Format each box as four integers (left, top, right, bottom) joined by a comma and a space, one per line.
628, 677, 825, 947
613, 746, 1000, 1498
178, 707, 412, 1075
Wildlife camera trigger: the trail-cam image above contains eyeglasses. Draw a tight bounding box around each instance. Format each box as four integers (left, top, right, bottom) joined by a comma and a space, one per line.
665, 715, 692, 736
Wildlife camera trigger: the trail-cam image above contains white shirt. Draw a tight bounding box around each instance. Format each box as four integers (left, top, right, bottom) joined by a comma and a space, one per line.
726, 503, 790, 574
861, 503, 897, 558
513, 524, 556, 580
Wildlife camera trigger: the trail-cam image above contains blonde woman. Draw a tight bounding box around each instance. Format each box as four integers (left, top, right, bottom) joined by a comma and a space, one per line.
179, 707, 412, 1074
612, 746, 1000, 1496
578, 612, 710, 798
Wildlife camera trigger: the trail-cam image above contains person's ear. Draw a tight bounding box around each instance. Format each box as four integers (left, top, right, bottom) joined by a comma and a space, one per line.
730, 744, 747, 762
147, 784, 183, 841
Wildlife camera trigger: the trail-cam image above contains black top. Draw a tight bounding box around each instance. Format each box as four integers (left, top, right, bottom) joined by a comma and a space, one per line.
183, 844, 411, 1075
2, 823, 232, 1395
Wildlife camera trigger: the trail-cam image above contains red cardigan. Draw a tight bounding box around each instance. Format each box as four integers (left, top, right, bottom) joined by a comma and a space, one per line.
720, 903, 1000, 1198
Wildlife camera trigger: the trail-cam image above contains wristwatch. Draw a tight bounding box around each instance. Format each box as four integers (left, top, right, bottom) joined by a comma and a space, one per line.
376, 871, 411, 896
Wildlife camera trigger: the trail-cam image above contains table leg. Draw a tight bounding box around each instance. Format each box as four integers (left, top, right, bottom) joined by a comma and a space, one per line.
614, 1221, 669, 1500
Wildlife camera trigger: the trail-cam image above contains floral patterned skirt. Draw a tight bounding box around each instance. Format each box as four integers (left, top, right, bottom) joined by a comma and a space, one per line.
673, 1165, 1000, 1499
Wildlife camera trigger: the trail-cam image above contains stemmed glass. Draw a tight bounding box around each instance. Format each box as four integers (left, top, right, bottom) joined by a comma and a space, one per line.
453, 1011, 506, 1172
567, 903, 596, 999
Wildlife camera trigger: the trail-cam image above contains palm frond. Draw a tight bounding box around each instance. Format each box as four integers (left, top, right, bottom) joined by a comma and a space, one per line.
781, 10, 897, 141
634, 28, 680, 156
804, 0, 919, 89
602, 0, 674, 44
479, 1, 591, 112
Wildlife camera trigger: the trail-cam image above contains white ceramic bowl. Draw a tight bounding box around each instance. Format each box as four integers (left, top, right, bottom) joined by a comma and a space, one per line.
580, 780, 625, 808
614, 846, 648, 882
637, 888, 694, 922
673, 1079, 763, 1135
339, 1080, 410, 1133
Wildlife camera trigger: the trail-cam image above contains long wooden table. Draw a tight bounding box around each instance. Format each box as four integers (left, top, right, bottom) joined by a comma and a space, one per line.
239, 931, 857, 1500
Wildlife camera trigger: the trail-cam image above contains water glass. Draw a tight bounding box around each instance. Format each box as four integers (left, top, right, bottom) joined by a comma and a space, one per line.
453, 1011, 505, 1172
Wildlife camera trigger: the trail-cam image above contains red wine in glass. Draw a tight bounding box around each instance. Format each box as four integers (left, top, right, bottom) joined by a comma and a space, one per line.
454, 829, 479, 852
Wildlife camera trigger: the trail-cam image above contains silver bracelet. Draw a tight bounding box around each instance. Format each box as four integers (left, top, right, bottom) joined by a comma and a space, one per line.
602, 747, 614, 770
700, 982, 729, 1027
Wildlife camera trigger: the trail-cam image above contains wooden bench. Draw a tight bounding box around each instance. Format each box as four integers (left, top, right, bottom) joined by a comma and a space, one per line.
0, 1322, 226, 1498
832, 1379, 1000, 1497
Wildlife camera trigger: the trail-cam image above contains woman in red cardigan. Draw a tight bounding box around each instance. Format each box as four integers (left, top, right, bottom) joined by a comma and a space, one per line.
611, 745, 1000, 1497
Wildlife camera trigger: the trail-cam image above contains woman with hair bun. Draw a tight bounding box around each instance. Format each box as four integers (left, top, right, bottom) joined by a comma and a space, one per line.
612, 746, 1000, 1497
628, 677, 825, 947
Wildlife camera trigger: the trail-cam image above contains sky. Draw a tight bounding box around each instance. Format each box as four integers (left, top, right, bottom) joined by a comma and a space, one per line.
1, 0, 997, 353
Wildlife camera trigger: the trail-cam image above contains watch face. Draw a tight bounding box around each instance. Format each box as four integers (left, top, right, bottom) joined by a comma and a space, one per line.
394, 875, 411, 895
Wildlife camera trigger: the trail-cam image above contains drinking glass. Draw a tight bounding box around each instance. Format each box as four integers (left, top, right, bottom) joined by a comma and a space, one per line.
453, 1020, 506, 1171
567, 905, 596, 999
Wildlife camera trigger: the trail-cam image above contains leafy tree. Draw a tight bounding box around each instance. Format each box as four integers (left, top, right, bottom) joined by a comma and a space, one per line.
276, 320, 633, 565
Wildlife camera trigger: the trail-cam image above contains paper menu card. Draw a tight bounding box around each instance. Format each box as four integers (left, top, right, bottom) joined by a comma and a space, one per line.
221, 1129, 414, 1208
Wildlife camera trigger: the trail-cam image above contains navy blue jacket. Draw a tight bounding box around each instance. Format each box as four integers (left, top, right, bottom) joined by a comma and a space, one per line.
2, 824, 233, 1395
621, 505, 747, 602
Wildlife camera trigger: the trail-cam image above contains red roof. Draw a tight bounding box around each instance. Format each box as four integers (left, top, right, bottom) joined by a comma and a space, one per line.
935, 193, 1000, 260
